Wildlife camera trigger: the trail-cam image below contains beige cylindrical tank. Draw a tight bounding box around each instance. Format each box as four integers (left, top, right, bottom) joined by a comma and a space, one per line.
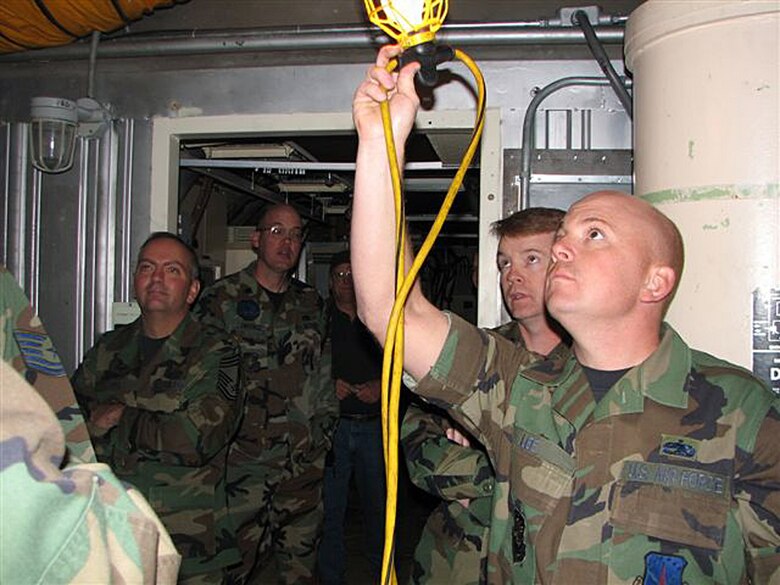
625, 0, 780, 391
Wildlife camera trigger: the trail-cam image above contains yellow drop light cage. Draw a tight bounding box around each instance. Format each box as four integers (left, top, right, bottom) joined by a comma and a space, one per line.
363, 0, 449, 48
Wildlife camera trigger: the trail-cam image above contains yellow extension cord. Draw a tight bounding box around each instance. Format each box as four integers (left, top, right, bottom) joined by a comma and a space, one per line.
378, 49, 486, 585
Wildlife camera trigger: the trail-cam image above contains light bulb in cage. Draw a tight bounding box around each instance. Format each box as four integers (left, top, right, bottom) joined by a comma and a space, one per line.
364, 0, 448, 49
364, 0, 452, 87
29, 96, 110, 174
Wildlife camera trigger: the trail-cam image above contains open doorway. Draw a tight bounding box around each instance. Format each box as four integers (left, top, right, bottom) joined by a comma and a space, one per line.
150, 110, 502, 326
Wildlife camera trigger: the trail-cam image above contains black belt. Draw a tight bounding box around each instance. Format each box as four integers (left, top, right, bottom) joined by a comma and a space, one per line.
340, 413, 380, 421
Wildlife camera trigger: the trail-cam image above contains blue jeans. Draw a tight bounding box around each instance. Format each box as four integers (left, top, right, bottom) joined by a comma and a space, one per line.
318, 417, 386, 584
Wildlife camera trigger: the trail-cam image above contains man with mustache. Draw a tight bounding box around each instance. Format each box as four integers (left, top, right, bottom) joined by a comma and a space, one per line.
195, 203, 337, 584
72, 232, 243, 583
351, 45, 780, 584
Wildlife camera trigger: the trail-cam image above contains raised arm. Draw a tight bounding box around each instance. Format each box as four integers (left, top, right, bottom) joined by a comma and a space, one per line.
351, 44, 449, 381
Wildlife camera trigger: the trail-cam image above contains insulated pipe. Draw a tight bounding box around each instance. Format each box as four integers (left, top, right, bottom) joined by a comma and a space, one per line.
0, 0, 178, 54
0, 23, 626, 62
519, 76, 616, 209
626, 0, 780, 383
573, 10, 633, 119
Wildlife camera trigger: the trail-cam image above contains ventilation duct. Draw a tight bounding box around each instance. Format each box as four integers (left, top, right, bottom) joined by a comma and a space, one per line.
0, 0, 180, 54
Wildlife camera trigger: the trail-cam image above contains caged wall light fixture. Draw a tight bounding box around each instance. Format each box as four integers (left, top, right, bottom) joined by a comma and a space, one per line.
29, 96, 110, 174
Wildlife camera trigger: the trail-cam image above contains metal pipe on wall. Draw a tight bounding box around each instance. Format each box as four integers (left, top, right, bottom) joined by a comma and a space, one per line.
74, 139, 89, 363
519, 76, 615, 209
95, 122, 118, 336
117, 118, 135, 303
5, 124, 28, 285
28, 161, 41, 309
0, 22, 626, 62
573, 10, 633, 119
87, 31, 100, 98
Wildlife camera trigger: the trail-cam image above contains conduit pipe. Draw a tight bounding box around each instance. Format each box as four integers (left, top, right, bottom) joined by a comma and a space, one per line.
573, 10, 633, 119
0, 22, 625, 62
519, 76, 632, 208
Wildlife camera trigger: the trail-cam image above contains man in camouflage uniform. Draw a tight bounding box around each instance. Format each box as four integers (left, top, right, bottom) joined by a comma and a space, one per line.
0, 264, 95, 464
72, 232, 243, 583
402, 208, 568, 585
195, 203, 337, 584
352, 46, 780, 584
0, 265, 180, 583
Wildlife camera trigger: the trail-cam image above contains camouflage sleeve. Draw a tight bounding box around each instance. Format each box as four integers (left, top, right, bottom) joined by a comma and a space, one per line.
305, 304, 338, 452
401, 402, 494, 502
1, 265, 96, 464
735, 401, 780, 582
71, 344, 107, 435
116, 337, 243, 467
192, 284, 227, 330
1, 359, 181, 584
413, 312, 529, 465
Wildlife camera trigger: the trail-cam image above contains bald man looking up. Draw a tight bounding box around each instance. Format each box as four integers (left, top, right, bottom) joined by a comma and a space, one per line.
350, 45, 780, 584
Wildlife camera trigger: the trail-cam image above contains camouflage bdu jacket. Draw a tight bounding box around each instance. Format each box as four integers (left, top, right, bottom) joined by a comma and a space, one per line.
1, 359, 181, 584
71, 312, 243, 577
402, 322, 570, 585
402, 402, 495, 585
0, 264, 95, 463
414, 313, 780, 584
195, 262, 336, 465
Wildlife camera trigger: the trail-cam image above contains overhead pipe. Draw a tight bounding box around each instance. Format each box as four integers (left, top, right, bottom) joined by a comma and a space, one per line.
0, 0, 180, 54
87, 31, 100, 98
519, 76, 632, 209
0, 22, 625, 62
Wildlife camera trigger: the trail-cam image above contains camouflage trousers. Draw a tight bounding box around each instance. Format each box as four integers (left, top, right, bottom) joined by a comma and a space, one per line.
227, 442, 327, 585
409, 500, 489, 585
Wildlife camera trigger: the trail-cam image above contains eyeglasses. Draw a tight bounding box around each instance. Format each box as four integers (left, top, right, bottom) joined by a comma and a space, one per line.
259, 224, 305, 242
333, 270, 352, 281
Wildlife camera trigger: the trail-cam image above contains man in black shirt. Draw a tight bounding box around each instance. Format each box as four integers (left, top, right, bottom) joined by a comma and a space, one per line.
318, 250, 385, 585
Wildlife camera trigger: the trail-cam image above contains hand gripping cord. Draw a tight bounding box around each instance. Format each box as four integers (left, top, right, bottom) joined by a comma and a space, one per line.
378, 49, 486, 585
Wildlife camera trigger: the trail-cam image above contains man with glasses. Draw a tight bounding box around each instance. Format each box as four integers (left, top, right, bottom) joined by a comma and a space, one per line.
196, 203, 337, 584
318, 250, 385, 584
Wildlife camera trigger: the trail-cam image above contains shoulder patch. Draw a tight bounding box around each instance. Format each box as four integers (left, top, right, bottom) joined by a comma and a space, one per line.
640, 552, 687, 585
12, 329, 66, 377
237, 299, 261, 321
217, 350, 240, 400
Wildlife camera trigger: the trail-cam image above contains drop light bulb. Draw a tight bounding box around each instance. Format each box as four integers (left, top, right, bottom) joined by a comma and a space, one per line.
381, 0, 425, 31
365, 0, 448, 49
